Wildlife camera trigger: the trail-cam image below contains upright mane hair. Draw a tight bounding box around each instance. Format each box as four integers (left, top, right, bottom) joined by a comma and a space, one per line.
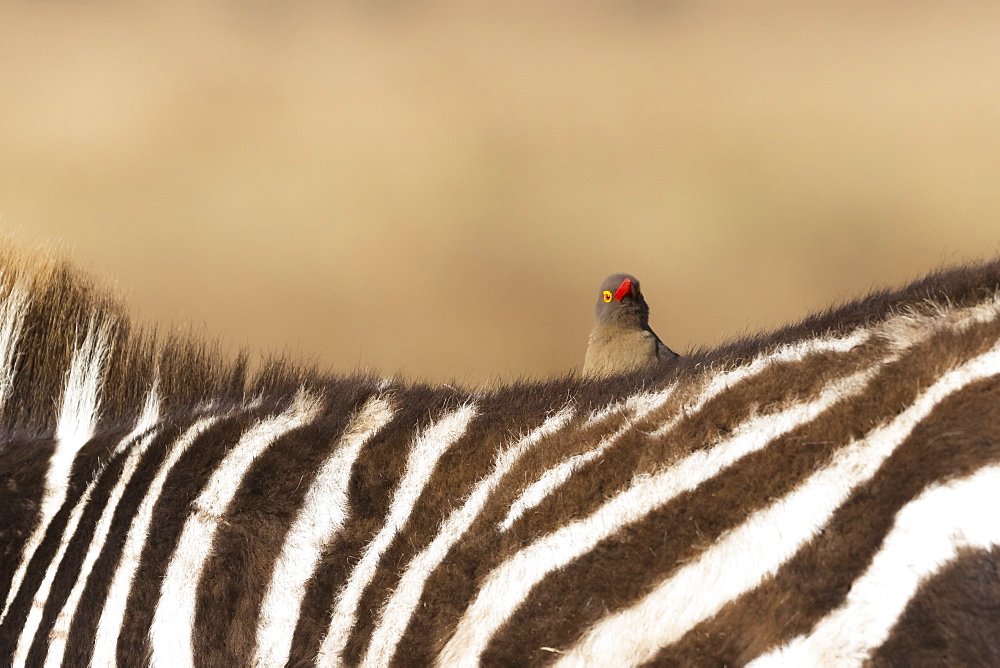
2, 241, 999, 427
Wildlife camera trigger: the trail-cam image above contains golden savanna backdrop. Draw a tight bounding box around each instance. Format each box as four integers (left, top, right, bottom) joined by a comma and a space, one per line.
1, 1, 998, 385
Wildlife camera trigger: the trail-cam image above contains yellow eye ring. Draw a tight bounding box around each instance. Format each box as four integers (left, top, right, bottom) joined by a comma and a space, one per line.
602, 291, 613, 303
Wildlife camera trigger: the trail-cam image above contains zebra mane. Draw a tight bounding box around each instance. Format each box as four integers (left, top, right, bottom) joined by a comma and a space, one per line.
0, 241, 309, 436
0, 239, 999, 435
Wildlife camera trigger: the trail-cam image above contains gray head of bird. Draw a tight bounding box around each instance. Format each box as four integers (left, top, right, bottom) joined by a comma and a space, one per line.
593, 273, 651, 328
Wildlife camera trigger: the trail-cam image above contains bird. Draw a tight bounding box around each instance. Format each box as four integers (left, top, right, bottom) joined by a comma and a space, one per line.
582, 273, 679, 378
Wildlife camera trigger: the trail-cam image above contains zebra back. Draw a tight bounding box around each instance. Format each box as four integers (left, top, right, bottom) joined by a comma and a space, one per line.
2, 245, 1000, 666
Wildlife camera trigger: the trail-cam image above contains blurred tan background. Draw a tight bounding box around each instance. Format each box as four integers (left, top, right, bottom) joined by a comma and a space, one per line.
1, 1, 998, 386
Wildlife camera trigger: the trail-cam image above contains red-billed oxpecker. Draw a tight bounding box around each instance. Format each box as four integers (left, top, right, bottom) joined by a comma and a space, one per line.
583, 273, 679, 377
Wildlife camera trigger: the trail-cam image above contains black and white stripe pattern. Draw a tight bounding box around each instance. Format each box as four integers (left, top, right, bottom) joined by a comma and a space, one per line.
3, 260, 1000, 666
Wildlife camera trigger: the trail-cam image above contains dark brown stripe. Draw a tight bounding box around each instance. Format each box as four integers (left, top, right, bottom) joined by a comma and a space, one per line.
25, 425, 181, 667
192, 384, 371, 667
659, 376, 1000, 665
115, 413, 251, 665
871, 545, 1000, 667
506, 338, 888, 544
390, 409, 591, 666
340, 389, 575, 665
0, 427, 131, 659
483, 317, 1000, 663
285, 389, 455, 666
400, 342, 886, 664
0, 436, 56, 605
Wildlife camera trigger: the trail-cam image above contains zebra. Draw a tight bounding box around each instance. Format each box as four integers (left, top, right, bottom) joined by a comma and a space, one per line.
2, 246, 1000, 667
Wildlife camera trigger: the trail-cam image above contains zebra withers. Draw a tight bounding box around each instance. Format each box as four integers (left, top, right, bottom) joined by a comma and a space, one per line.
1, 246, 1000, 666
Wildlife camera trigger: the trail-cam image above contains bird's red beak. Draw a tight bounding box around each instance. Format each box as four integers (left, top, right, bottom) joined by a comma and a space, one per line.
613, 278, 634, 301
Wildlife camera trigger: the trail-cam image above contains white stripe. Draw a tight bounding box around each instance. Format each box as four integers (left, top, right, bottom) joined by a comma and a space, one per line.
56, 317, 112, 445
582, 402, 627, 428
0, 282, 29, 409
500, 331, 871, 535
0, 317, 111, 625
253, 397, 397, 668
582, 387, 667, 428
88, 415, 220, 668
13, 419, 159, 668
9, 473, 101, 668
750, 464, 1000, 667
438, 366, 879, 666
651, 330, 869, 438
150, 390, 323, 668
881, 294, 1000, 351
42, 386, 161, 667
556, 340, 1000, 667
498, 433, 615, 532
362, 406, 575, 667
316, 403, 478, 666
645, 294, 997, 445
500, 386, 676, 532
954, 294, 1000, 327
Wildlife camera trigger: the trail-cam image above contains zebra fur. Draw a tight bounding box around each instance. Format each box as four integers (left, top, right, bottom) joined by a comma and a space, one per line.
1, 244, 1000, 665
